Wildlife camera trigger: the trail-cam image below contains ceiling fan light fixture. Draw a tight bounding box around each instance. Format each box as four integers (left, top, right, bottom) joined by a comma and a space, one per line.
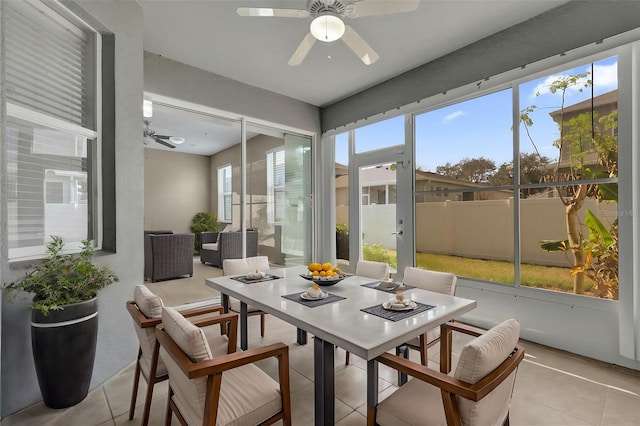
310, 13, 344, 42
143, 99, 153, 118
169, 136, 186, 144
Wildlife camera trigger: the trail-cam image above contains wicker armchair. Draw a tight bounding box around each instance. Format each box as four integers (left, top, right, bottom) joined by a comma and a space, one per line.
200, 230, 258, 267
144, 233, 195, 282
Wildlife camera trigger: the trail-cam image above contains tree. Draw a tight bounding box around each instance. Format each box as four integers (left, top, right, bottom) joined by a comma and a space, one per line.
435, 156, 496, 183
521, 72, 618, 297
490, 153, 552, 195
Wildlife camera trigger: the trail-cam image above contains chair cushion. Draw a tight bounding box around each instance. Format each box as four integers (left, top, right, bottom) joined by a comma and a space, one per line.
134, 284, 164, 318
162, 307, 213, 362
402, 267, 456, 296
202, 242, 218, 251
454, 319, 520, 425
376, 377, 447, 426
356, 260, 390, 280
172, 363, 283, 426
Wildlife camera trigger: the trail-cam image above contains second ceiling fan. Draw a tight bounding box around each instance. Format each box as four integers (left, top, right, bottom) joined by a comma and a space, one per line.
237, 0, 419, 66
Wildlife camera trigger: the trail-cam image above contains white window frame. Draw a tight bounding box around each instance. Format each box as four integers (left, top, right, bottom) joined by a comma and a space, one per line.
266, 148, 286, 224
217, 164, 232, 223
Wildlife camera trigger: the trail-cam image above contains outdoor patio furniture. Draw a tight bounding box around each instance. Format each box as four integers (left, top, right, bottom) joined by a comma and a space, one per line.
144, 233, 194, 282
200, 229, 258, 267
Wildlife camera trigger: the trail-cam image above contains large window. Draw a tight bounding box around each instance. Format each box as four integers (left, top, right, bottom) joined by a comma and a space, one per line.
412, 55, 618, 299
4, 0, 100, 260
266, 148, 285, 223
217, 164, 232, 223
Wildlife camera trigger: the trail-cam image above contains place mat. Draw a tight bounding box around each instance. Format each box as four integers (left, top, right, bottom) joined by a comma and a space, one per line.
282, 291, 346, 307
361, 302, 435, 322
361, 281, 415, 293
230, 274, 281, 284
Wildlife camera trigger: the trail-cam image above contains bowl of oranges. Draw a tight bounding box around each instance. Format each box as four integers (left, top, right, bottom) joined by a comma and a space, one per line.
300, 262, 346, 286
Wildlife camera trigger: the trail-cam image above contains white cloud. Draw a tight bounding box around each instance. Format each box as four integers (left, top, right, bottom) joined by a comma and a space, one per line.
443, 110, 466, 123
530, 61, 618, 100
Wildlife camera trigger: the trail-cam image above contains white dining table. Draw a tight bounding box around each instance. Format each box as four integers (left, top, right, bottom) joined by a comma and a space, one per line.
206, 265, 476, 426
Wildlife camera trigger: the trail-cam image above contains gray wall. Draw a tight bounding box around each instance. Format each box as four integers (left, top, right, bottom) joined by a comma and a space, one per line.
322, 1, 640, 131
144, 52, 321, 135
144, 149, 210, 234
0, 0, 145, 416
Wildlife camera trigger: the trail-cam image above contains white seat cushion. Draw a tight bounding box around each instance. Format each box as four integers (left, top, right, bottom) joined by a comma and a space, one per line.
454, 319, 520, 425
172, 362, 283, 426
356, 260, 390, 280
376, 377, 447, 426
134, 284, 164, 318
402, 267, 456, 296
162, 307, 213, 362
202, 242, 218, 251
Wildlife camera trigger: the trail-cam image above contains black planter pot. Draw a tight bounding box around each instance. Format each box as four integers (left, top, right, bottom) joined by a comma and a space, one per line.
31, 298, 98, 409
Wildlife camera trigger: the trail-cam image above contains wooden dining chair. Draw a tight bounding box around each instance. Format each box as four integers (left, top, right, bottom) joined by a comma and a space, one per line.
401, 266, 457, 365
126, 284, 225, 426
346, 260, 391, 364
157, 306, 292, 426
222, 256, 270, 338
372, 319, 524, 426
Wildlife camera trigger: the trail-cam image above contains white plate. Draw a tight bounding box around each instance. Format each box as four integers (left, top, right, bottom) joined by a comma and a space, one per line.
382, 300, 417, 311
301, 291, 328, 300
376, 281, 399, 291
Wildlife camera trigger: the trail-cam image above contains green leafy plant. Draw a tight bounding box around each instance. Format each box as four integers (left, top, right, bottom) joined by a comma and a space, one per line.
3, 236, 118, 316
191, 212, 221, 254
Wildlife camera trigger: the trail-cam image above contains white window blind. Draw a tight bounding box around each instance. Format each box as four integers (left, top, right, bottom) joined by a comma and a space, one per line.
5, 0, 95, 129
267, 149, 286, 223
4, 0, 99, 260
218, 165, 232, 222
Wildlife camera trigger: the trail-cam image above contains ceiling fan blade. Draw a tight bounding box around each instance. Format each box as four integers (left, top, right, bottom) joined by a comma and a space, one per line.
237, 7, 309, 18
341, 25, 379, 65
154, 134, 172, 139
348, 0, 419, 17
288, 32, 316, 66
154, 137, 176, 149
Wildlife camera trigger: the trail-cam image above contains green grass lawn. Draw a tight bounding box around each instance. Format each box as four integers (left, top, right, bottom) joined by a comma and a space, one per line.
363, 244, 596, 294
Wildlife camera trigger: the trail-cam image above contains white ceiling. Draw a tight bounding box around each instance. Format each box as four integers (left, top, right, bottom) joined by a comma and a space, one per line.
139, 0, 567, 155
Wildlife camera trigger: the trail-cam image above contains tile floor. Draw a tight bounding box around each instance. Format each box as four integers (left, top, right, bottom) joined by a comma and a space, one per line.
2, 261, 640, 425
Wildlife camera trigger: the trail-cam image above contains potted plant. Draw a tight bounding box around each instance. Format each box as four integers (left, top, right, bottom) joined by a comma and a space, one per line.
191, 212, 221, 254
3, 236, 118, 409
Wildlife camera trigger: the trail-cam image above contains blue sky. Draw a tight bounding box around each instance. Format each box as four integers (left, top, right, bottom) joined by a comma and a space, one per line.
335, 56, 618, 171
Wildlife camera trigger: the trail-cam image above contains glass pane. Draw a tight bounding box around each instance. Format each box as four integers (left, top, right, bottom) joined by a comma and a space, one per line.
360, 164, 397, 269
518, 57, 619, 299
354, 115, 404, 154
520, 184, 618, 299
414, 89, 514, 284
519, 56, 618, 182
415, 190, 515, 284
415, 89, 513, 180
246, 127, 311, 267
335, 132, 349, 262
7, 117, 89, 259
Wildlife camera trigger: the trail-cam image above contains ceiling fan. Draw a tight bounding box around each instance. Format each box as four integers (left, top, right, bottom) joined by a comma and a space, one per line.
143, 120, 185, 149
237, 0, 419, 66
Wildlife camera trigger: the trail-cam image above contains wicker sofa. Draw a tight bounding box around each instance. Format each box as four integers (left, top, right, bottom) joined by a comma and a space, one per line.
144, 232, 195, 282
200, 230, 258, 267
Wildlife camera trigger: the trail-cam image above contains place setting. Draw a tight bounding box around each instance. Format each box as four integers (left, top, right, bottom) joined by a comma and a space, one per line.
230, 269, 282, 284
282, 283, 346, 307
361, 292, 434, 321
361, 280, 415, 293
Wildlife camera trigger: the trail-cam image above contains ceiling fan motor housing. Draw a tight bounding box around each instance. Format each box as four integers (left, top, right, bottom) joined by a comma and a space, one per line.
308, 0, 351, 18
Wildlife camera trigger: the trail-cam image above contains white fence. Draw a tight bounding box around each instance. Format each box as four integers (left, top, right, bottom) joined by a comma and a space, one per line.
337, 198, 618, 267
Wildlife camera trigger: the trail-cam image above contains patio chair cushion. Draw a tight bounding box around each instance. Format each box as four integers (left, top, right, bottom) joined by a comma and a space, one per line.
134, 284, 164, 318
201, 242, 218, 251
162, 307, 213, 363
375, 376, 446, 426
454, 318, 520, 425
160, 307, 283, 426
